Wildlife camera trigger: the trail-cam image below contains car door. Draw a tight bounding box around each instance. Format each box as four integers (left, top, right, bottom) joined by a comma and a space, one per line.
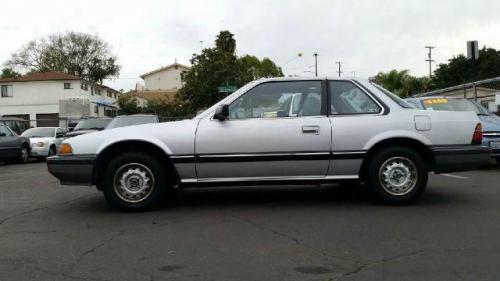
327, 80, 386, 177
195, 80, 332, 181
0, 125, 20, 159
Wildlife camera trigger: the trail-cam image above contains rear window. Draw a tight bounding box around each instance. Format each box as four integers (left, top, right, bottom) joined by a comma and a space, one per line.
421, 98, 487, 114
370, 82, 414, 109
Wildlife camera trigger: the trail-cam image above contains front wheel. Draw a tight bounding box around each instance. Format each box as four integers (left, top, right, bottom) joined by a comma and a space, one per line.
102, 152, 171, 212
366, 146, 428, 205
18, 145, 29, 164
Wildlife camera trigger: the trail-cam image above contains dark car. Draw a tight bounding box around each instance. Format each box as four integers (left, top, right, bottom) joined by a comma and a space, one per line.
64, 118, 112, 138
0, 124, 30, 163
105, 114, 159, 129
0, 117, 30, 135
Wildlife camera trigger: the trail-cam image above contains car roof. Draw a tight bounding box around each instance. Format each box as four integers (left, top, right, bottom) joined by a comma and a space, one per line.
114, 114, 157, 118
258, 76, 358, 82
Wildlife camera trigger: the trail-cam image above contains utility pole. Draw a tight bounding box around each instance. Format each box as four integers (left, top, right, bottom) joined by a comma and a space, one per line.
425, 46, 435, 78
335, 61, 343, 77
351, 71, 356, 77
313, 53, 318, 77
199, 40, 204, 52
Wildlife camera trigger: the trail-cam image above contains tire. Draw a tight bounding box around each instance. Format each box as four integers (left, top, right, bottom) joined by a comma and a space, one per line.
48, 146, 56, 157
366, 146, 428, 205
18, 144, 30, 164
495, 157, 500, 165
102, 152, 171, 212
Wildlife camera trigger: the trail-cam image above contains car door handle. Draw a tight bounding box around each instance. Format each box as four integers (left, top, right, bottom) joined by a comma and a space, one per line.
302, 125, 320, 134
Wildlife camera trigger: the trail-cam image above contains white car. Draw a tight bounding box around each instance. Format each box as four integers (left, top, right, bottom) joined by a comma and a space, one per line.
48, 77, 491, 211
22, 127, 66, 160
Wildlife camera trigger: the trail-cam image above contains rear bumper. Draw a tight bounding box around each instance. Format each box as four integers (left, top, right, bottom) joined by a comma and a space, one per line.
47, 155, 96, 185
432, 145, 491, 173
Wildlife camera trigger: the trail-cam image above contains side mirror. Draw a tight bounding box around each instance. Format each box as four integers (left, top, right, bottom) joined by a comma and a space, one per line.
56, 132, 65, 138
214, 104, 229, 121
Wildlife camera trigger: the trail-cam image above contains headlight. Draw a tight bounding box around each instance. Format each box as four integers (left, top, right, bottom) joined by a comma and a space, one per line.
32, 142, 45, 147
57, 143, 73, 155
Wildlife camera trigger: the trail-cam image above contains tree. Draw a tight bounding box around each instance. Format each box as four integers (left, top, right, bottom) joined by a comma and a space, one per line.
0, 68, 21, 79
373, 69, 432, 97
117, 94, 142, 115
6, 32, 120, 83
177, 31, 283, 113
432, 47, 500, 89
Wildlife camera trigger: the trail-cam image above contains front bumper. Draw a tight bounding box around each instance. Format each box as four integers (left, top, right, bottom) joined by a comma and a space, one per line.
31, 147, 49, 157
432, 145, 491, 173
47, 155, 96, 185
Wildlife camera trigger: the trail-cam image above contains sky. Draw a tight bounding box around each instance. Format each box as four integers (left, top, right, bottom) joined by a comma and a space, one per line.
1, 0, 500, 91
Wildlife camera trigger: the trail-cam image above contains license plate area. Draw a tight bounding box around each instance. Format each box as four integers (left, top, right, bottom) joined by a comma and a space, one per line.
490, 141, 500, 149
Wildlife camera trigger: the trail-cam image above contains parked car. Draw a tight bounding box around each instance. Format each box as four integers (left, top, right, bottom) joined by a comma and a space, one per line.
64, 118, 112, 138
406, 96, 500, 164
0, 124, 30, 163
48, 77, 491, 211
0, 117, 30, 135
21, 127, 66, 161
105, 114, 159, 130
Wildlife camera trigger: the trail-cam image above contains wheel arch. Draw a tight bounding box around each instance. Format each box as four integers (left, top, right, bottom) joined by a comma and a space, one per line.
92, 140, 179, 189
359, 137, 436, 181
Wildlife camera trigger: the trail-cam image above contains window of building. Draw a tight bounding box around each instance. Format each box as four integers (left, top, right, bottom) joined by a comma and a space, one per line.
94, 105, 99, 114
91, 87, 94, 95
1, 85, 13, 97
81, 83, 88, 91
64, 83, 72, 89
107, 90, 112, 97
96, 88, 101, 95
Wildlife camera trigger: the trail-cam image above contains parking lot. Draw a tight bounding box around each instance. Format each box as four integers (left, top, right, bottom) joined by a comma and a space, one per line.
0, 161, 499, 281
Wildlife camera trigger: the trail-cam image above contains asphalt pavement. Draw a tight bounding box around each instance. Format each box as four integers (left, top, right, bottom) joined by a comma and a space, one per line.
1, 161, 499, 281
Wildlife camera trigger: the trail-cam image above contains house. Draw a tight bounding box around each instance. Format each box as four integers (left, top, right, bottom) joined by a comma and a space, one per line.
126, 62, 190, 107
140, 62, 190, 91
0, 71, 121, 127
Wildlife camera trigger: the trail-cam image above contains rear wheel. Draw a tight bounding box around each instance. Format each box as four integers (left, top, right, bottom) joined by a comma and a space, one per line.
102, 152, 171, 212
366, 146, 428, 205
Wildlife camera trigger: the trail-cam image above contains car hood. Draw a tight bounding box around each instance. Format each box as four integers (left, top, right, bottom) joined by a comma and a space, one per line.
478, 115, 500, 132
65, 129, 99, 137
64, 119, 198, 155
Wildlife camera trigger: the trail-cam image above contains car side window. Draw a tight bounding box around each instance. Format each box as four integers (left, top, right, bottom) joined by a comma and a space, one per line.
0, 125, 13, 136
329, 81, 381, 115
228, 81, 322, 120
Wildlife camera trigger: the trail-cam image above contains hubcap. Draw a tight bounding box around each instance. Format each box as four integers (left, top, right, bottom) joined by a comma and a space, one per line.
113, 163, 155, 203
379, 157, 418, 196
21, 148, 28, 162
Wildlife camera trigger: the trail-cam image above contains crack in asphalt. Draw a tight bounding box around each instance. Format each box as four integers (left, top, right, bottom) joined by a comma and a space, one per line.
0, 194, 94, 226
230, 214, 366, 268
332, 248, 500, 280
78, 230, 126, 259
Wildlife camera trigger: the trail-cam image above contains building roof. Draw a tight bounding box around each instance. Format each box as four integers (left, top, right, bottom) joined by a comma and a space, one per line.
140, 63, 190, 79
128, 90, 178, 102
0, 71, 81, 83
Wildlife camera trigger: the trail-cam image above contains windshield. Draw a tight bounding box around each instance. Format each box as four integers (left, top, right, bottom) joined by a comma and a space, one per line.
22, 127, 55, 138
106, 116, 157, 129
421, 98, 489, 115
74, 119, 111, 131
369, 82, 414, 109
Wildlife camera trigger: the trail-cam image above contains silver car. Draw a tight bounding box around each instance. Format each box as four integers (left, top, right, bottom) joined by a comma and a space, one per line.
22, 127, 66, 160
47, 77, 491, 211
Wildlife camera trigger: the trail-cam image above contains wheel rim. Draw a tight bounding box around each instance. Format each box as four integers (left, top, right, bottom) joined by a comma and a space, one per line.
21, 147, 29, 162
379, 156, 418, 196
113, 163, 155, 203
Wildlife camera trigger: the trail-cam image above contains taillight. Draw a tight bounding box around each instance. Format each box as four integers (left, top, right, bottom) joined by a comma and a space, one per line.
472, 123, 482, 145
